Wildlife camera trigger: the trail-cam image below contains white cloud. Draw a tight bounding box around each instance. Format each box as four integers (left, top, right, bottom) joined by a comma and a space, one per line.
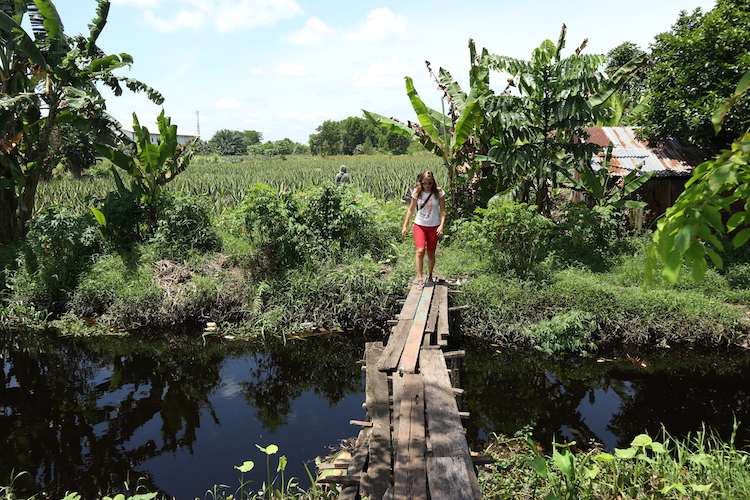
143, 9, 205, 32
135, 0, 303, 34
282, 17, 331, 45
213, 0, 304, 33
348, 58, 413, 88
250, 68, 267, 76
215, 97, 244, 109
279, 110, 335, 122
111, 0, 163, 7
276, 63, 309, 76
345, 8, 408, 42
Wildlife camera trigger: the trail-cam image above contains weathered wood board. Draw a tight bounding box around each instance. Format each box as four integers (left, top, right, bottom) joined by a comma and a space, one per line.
420, 348, 482, 499
378, 319, 413, 372
360, 342, 391, 500
398, 286, 434, 374
436, 283, 450, 346
393, 373, 426, 500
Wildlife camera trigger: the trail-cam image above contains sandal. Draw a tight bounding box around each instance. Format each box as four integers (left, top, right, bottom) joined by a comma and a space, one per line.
415, 279, 424, 290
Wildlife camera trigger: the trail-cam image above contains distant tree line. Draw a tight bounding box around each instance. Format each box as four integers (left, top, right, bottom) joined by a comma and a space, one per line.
309, 115, 412, 156
198, 129, 310, 156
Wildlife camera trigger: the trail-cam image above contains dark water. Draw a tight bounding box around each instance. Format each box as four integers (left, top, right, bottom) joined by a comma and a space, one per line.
2, 330, 750, 499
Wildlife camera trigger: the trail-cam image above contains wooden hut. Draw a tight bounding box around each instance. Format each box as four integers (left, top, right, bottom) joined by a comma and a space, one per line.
582, 127, 714, 218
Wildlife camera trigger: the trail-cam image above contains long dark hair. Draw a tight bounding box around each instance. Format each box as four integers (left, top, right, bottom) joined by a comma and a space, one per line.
413, 170, 440, 197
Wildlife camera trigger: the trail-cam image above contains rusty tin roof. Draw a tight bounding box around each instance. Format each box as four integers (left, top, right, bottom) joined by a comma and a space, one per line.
583, 127, 714, 177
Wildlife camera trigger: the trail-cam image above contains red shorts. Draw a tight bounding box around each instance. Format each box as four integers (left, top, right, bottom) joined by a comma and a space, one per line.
413, 224, 439, 252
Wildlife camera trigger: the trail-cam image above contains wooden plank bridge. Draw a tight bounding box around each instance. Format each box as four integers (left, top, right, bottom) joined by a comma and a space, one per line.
317, 279, 486, 500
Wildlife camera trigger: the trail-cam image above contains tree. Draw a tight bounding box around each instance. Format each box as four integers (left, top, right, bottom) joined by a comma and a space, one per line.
241, 130, 262, 147
484, 25, 644, 215
382, 130, 410, 155
0, 0, 163, 244
309, 120, 342, 156
95, 110, 195, 234
207, 129, 246, 155
647, 70, 750, 283
365, 39, 490, 213
638, 0, 750, 148
605, 42, 649, 124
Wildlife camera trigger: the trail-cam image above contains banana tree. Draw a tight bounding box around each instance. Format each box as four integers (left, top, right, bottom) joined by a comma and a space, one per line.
364, 39, 490, 213
95, 110, 195, 233
0, 0, 163, 244
484, 25, 648, 215
565, 143, 655, 209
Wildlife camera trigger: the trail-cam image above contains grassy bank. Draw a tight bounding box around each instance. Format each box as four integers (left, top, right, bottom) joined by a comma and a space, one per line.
3, 156, 750, 349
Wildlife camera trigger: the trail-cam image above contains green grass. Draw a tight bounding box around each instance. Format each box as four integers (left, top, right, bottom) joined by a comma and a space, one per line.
37, 154, 443, 217
478, 425, 750, 499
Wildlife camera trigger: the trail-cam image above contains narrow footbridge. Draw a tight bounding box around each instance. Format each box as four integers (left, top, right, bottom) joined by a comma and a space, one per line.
317, 279, 486, 500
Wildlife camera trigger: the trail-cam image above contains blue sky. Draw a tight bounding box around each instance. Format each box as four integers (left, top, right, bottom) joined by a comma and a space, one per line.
56, 0, 716, 144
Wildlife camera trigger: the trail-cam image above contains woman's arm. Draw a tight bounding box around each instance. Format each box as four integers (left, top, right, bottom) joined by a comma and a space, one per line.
436, 194, 446, 237
402, 197, 417, 237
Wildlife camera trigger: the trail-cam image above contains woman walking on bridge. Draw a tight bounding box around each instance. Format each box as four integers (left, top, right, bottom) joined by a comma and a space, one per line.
401, 170, 447, 289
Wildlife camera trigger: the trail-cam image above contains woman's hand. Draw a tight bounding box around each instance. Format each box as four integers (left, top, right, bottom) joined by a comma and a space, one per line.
436, 225, 444, 238
401, 226, 408, 238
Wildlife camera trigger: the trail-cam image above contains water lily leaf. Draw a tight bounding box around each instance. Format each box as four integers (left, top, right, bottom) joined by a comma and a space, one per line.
235, 460, 254, 473
615, 447, 637, 459
630, 434, 653, 447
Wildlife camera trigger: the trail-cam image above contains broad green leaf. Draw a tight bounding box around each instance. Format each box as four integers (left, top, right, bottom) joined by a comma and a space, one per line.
704, 246, 724, 270
674, 224, 694, 254
593, 452, 615, 462
527, 454, 548, 478
712, 69, 750, 133
689, 484, 713, 493
691, 254, 708, 282
727, 211, 747, 231
734, 228, 750, 248
552, 448, 574, 477
630, 434, 653, 447
363, 110, 416, 140
256, 443, 278, 455
405, 77, 443, 151
235, 460, 254, 473
0, 10, 48, 70
89, 207, 106, 227
662, 250, 682, 283
614, 447, 637, 459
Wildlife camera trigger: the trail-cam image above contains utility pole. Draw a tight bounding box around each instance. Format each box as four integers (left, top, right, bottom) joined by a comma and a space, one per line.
196, 111, 200, 138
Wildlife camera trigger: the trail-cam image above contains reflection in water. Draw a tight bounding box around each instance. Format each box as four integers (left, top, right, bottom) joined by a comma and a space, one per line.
2, 331, 750, 498
0, 332, 369, 499
459, 338, 750, 451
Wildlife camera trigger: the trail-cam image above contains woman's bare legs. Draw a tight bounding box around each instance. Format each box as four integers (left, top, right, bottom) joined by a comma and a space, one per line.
427, 250, 436, 279
415, 247, 426, 284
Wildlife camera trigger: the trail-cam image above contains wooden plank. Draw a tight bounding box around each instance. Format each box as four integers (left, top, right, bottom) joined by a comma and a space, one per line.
436, 283, 450, 346
378, 319, 413, 372
426, 457, 474, 500
361, 342, 391, 500
424, 288, 439, 345
396, 281, 424, 320
393, 373, 427, 500
338, 426, 371, 500
398, 286, 434, 374
392, 370, 404, 448
420, 349, 482, 500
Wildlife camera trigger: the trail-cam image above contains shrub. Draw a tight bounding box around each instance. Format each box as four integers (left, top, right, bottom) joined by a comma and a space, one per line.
17, 207, 101, 310
96, 185, 144, 248
150, 192, 222, 260
455, 200, 555, 276
525, 310, 597, 356
231, 183, 398, 273
553, 204, 624, 269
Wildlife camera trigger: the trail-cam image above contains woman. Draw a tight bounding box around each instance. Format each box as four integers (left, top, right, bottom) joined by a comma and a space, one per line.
401, 170, 447, 288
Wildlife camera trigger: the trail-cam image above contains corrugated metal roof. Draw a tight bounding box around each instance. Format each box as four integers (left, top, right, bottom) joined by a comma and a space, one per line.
584, 127, 714, 177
